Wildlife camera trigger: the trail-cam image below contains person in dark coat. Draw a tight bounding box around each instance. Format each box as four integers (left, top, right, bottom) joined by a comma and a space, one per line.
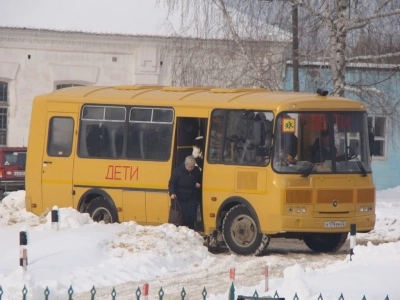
311, 129, 345, 163
168, 156, 201, 229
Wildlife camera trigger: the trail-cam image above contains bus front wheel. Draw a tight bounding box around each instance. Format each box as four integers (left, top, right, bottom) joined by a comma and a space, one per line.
222, 204, 264, 255
85, 196, 118, 224
303, 232, 348, 252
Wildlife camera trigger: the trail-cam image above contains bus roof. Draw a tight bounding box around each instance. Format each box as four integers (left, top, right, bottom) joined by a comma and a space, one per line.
41, 85, 366, 111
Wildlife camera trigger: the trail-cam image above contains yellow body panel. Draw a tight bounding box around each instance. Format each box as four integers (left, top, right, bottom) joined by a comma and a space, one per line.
25, 85, 376, 238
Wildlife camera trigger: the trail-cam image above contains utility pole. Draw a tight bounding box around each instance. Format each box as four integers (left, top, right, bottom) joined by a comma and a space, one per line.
259, 0, 299, 92
292, 3, 299, 92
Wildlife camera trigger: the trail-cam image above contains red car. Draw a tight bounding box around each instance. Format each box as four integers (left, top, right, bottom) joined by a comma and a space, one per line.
0, 147, 27, 197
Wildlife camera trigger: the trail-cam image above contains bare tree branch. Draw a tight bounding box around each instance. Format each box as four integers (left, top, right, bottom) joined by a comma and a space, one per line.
348, 52, 400, 62
348, 9, 400, 31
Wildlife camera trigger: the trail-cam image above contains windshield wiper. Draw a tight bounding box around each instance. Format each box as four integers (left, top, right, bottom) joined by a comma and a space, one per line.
301, 162, 315, 178
346, 146, 367, 177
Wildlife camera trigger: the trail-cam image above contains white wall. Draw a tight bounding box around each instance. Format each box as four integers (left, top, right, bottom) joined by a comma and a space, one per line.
0, 27, 170, 146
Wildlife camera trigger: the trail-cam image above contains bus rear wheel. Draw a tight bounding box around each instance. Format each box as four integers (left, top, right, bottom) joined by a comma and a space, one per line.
222, 204, 264, 255
85, 196, 118, 224
303, 232, 348, 252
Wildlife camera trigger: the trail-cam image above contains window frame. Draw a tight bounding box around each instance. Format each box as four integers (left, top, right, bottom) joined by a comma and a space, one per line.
126, 106, 175, 161
77, 104, 127, 159
206, 108, 274, 167
272, 111, 372, 175
81, 105, 127, 123
368, 115, 388, 161
0, 81, 8, 146
129, 107, 174, 124
77, 104, 175, 161
46, 116, 75, 157
0, 81, 8, 102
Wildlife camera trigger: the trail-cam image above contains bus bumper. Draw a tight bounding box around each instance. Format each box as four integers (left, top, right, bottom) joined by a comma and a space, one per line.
263, 214, 376, 234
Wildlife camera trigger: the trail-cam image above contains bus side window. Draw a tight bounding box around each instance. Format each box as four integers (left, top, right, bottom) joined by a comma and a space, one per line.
47, 117, 74, 157
78, 106, 125, 158
208, 111, 224, 163
126, 107, 174, 161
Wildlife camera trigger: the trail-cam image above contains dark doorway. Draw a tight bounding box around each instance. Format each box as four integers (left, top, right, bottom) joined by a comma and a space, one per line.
172, 117, 208, 233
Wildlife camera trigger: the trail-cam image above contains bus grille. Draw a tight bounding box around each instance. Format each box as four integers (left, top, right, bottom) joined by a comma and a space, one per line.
236, 171, 258, 190
316, 189, 353, 204
286, 189, 312, 203
357, 188, 375, 203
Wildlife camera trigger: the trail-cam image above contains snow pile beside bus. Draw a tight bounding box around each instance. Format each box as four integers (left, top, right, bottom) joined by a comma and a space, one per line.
0, 191, 41, 226
108, 221, 208, 266
0, 191, 93, 228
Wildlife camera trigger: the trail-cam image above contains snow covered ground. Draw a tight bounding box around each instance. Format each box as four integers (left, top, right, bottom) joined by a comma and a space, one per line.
0, 188, 399, 300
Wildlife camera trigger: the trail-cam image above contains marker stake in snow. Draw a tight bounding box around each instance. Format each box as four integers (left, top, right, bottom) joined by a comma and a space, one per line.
19, 227, 28, 271
51, 206, 59, 231
264, 265, 269, 292
229, 267, 235, 281
350, 223, 356, 261
142, 283, 149, 300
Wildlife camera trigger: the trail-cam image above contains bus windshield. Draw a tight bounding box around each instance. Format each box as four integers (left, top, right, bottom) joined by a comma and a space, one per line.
273, 111, 372, 175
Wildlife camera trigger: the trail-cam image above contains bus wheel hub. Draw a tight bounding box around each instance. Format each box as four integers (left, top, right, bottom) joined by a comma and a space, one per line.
231, 214, 257, 247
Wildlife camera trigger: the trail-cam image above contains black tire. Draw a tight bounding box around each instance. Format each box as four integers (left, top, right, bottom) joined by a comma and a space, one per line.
222, 204, 264, 255
255, 234, 271, 256
303, 232, 348, 253
85, 196, 118, 224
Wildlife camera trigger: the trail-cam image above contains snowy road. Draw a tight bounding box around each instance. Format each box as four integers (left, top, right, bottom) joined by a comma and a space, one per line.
2, 191, 398, 300
74, 237, 375, 300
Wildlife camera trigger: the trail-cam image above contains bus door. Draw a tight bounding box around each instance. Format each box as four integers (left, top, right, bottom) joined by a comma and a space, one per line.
174, 117, 207, 169
42, 112, 77, 209
172, 117, 208, 230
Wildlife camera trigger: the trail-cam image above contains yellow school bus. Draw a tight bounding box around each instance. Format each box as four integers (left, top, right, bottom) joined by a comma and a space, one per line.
25, 85, 375, 255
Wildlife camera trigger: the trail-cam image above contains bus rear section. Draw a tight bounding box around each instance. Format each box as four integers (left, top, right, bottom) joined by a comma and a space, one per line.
26, 97, 209, 230
25, 98, 80, 215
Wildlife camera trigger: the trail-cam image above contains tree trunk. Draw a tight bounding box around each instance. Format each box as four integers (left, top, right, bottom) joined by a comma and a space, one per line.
329, 0, 348, 97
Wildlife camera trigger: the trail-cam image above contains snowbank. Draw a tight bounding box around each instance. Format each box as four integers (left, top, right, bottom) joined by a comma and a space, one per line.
0, 191, 43, 226
0, 192, 209, 299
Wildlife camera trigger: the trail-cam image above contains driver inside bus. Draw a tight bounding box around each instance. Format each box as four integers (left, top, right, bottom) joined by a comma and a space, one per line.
311, 129, 345, 163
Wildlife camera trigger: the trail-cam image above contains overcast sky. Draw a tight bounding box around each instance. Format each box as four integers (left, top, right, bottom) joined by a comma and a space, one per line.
0, 0, 181, 36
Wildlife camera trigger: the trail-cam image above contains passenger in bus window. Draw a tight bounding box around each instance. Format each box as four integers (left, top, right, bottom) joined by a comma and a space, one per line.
192, 136, 204, 171
209, 116, 223, 162
311, 129, 345, 163
168, 156, 202, 229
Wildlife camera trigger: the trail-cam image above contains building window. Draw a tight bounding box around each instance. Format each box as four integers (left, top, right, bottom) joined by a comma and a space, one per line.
368, 116, 387, 159
0, 108, 7, 146
56, 83, 84, 90
0, 82, 7, 102
0, 82, 8, 146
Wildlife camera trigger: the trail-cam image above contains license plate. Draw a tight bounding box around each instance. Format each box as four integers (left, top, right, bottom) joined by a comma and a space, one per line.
324, 221, 346, 228
14, 171, 25, 176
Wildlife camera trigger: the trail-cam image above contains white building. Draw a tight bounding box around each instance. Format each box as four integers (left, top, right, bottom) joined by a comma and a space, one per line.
0, 27, 173, 146
0, 0, 290, 147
